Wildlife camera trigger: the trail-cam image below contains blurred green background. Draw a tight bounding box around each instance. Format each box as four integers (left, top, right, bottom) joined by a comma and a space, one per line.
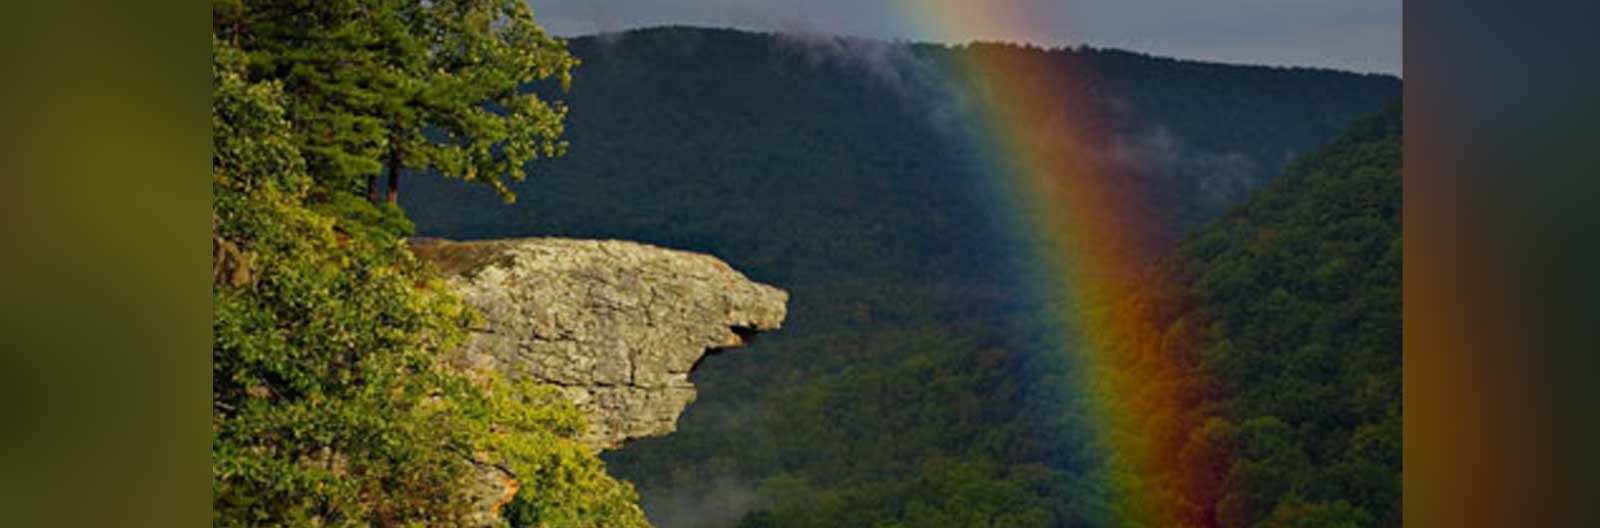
0, 1, 207, 526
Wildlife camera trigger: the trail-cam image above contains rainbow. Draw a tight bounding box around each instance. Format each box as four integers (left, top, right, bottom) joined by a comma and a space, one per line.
904, 3, 1226, 526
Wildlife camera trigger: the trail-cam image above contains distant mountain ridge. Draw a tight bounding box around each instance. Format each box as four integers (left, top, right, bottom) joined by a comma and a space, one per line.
403, 26, 1400, 527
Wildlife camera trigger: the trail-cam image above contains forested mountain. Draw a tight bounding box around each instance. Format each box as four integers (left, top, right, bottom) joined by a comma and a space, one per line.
403, 26, 1401, 527
1149, 102, 1401, 526
1088, 102, 1401, 527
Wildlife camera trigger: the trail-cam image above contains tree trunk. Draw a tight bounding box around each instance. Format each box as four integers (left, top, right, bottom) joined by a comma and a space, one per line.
386, 170, 399, 205
386, 129, 401, 205
367, 174, 379, 204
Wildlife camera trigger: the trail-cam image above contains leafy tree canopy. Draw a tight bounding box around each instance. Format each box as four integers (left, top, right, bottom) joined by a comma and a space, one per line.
212, 4, 641, 525
213, 0, 577, 204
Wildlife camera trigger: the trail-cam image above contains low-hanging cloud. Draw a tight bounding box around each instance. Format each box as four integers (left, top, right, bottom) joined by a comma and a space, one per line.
771, 28, 977, 132
646, 474, 767, 528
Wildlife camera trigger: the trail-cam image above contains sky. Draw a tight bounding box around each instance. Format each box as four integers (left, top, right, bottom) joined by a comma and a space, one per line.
528, 0, 1401, 76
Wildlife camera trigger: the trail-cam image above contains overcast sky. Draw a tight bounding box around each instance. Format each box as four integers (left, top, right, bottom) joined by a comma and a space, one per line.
529, 0, 1401, 75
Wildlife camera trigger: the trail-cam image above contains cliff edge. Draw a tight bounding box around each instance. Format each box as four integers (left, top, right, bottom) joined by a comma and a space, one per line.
412, 237, 789, 450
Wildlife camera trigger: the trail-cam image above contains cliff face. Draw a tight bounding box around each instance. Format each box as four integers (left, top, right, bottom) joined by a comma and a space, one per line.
413, 237, 789, 450
413, 238, 787, 525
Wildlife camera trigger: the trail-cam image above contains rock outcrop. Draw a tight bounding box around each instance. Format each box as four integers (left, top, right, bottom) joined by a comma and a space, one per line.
412, 237, 789, 450
413, 237, 787, 526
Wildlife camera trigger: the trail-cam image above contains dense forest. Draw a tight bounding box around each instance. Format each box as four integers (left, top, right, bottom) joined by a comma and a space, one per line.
1097, 103, 1402, 527
403, 27, 1401, 527
1194, 103, 1402, 525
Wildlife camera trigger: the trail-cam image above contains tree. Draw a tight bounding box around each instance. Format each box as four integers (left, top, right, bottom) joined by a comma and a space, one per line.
213, 5, 645, 524
213, 0, 576, 205
213, 37, 485, 524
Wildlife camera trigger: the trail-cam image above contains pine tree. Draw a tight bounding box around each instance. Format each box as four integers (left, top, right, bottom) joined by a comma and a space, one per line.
213, 0, 576, 205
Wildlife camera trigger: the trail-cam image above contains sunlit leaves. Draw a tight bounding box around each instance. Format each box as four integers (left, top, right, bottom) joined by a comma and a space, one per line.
213, 26, 637, 526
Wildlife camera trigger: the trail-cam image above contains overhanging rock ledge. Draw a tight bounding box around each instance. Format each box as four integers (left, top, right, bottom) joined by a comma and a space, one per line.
412, 237, 789, 451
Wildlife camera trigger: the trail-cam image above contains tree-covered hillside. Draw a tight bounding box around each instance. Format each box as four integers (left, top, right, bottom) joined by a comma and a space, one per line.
1152, 102, 1401, 527
403, 27, 1401, 527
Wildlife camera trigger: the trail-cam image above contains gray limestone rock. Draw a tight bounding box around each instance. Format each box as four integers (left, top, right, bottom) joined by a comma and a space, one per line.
412, 237, 788, 450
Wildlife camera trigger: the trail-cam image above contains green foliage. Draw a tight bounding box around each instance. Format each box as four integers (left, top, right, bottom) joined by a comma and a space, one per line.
214, 0, 577, 202
478, 377, 651, 528
1131, 103, 1403, 527
314, 191, 417, 240
214, 40, 481, 524
212, 8, 638, 525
